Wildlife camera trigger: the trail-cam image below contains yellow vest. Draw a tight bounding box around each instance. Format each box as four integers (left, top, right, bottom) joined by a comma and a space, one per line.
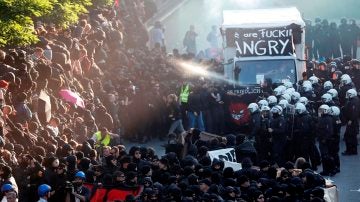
94, 131, 111, 147
180, 84, 190, 103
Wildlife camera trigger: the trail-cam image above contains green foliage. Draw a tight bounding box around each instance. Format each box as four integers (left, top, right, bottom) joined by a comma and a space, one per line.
92, 0, 114, 8
0, 0, 115, 47
42, 0, 92, 28
0, 0, 53, 47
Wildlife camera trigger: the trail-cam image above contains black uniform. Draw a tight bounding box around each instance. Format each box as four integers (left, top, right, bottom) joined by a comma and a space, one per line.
295, 112, 320, 168
249, 110, 261, 144
316, 114, 334, 174
339, 83, 355, 107
343, 96, 360, 154
269, 114, 287, 166
258, 113, 271, 162
330, 114, 341, 172
339, 22, 352, 56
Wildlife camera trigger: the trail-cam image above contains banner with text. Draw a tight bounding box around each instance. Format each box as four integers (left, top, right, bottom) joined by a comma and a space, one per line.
226, 26, 296, 57
208, 148, 242, 171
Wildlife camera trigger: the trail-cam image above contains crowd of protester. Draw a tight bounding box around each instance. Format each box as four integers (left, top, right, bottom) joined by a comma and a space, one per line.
0, 0, 359, 200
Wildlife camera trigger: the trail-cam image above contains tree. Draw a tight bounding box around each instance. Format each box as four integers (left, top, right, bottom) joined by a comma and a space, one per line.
41, 0, 92, 28
0, 0, 53, 47
92, 0, 114, 8
0, 0, 115, 47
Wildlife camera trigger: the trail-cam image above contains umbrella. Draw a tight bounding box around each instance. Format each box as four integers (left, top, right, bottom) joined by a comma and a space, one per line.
59, 89, 85, 108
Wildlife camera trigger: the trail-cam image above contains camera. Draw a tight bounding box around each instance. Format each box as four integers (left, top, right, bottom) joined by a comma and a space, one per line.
65, 181, 74, 192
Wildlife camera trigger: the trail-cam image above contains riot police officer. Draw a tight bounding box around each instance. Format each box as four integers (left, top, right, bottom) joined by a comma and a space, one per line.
258, 106, 271, 162
339, 74, 355, 106
247, 103, 261, 141
342, 89, 360, 155
268, 105, 287, 166
329, 106, 341, 175
316, 104, 333, 176
294, 103, 319, 169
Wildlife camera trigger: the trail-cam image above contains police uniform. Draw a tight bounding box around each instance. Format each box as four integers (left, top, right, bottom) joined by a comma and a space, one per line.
269, 114, 287, 166
316, 114, 333, 174
343, 96, 360, 154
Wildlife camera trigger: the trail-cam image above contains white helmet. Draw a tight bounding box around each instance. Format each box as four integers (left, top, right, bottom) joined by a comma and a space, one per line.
299, 97, 309, 106
346, 88, 358, 99
302, 83, 313, 92
258, 99, 269, 108
279, 100, 289, 110
271, 105, 283, 115
318, 104, 330, 115
260, 105, 271, 112
327, 89, 338, 98
248, 103, 259, 113
291, 92, 301, 102
330, 106, 340, 116
341, 74, 352, 85
309, 76, 319, 84
284, 88, 295, 95
321, 93, 332, 103
323, 81, 333, 90
283, 81, 293, 89
267, 96, 278, 105
295, 103, 307, 114
302, 80, 312, 87
280, 93, 291, 103
274, 86, 286, 96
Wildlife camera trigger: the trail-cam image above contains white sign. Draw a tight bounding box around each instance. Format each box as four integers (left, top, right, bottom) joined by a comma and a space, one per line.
39, 90, 52, 122
208, 148, 242, 171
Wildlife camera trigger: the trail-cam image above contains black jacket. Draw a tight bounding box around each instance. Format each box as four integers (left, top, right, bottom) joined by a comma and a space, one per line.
295, 112, 314, 138
270, 115, 286, 140
344, 96, 360, 121
317, 115, 333, 141
249, 111, 261, 137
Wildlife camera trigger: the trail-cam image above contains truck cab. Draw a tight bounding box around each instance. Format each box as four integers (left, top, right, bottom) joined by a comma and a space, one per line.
222, 7, 306, 86
221, 7, 306, 127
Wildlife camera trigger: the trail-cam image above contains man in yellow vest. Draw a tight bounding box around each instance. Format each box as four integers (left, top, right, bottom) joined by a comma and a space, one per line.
91, 127, 119, 147
179, 83, 191, 128
179, 83, 190, 104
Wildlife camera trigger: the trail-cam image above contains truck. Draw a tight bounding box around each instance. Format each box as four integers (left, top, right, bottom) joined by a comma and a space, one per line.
220, 7, 306, 126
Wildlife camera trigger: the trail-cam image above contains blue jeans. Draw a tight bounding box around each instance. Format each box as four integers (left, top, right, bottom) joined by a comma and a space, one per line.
187, 111, 205, 131
168, 119, 185, 134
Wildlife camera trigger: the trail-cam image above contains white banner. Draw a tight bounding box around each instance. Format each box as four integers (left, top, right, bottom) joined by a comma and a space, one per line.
208, 148, 242, 171
324, 186, 339, 202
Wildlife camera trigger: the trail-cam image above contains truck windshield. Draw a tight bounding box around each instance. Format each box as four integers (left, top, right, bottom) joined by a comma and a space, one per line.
234, 59, 296, 85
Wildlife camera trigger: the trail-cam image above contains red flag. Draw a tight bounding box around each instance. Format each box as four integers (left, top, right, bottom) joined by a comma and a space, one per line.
114, 0, 119, 7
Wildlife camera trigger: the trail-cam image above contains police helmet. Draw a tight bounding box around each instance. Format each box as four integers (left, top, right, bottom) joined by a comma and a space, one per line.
247, 103, 259, 113
321, 93, 332, 103
258, 99, 269, 108
346, 89, 357, 99
295, 103, 306, 114
267, 96, 278, 105
327, 89, 338, 98
271, 105, 283, 115
330, 106, 340, 116
323, 81, 333, 90
318, 105, 330, 115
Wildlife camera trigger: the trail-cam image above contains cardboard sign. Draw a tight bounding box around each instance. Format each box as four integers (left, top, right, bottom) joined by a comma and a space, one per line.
208, 148, 242, 171
38, 90, 52, 123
